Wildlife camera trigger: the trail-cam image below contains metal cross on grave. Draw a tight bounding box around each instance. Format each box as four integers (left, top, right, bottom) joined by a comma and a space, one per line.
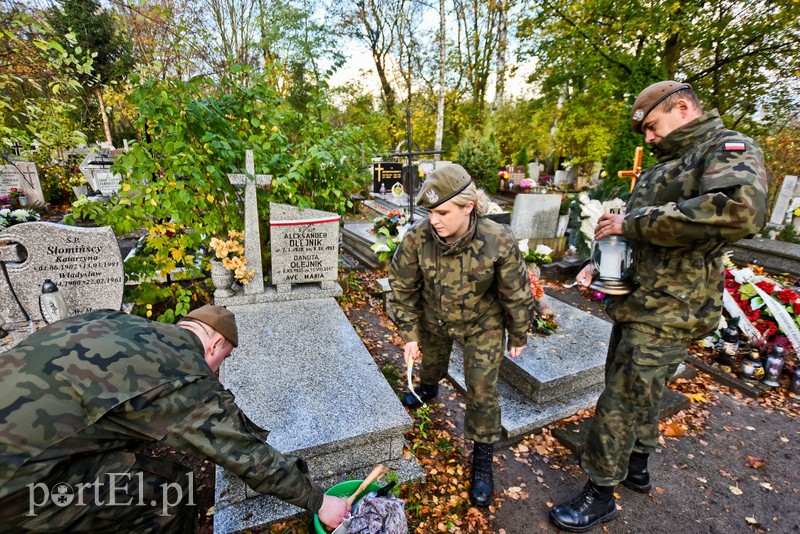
387, 109, 445, 223
227, 150, 272, 295
617, 146, 644, 191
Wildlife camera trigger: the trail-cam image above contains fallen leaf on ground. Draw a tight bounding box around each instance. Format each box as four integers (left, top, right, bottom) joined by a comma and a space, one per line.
760, 482, 773, 490
745, 455, 767, 469
730, 485, 743, 495
745, 516, 758, 525
663, 422, 686, 437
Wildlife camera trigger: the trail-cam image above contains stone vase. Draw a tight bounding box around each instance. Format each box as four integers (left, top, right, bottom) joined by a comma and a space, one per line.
210, 259, 235, 298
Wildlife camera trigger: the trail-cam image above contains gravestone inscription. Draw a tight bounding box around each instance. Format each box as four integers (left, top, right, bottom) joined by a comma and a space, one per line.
0, 162, 46, 205
372, 161, 403, 194
269, 203, 340, 293
79, 151, 122, 195
0, 222, 124, 323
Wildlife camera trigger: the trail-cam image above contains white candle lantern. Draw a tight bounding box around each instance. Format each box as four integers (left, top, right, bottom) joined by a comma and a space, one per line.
589, 235, 633, 295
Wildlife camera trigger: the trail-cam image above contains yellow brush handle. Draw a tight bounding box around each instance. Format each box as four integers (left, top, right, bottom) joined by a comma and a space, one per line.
345, 464, 387, 506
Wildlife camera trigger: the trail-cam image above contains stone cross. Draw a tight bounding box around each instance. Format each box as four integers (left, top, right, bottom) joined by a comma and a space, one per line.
227, 150, 272, 296
617, 146, 644, 191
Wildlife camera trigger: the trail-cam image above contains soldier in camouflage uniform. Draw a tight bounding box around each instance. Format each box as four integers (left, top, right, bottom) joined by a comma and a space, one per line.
0, 305, 349, 532
389, 164, 535, 507
550, 81, 768, 532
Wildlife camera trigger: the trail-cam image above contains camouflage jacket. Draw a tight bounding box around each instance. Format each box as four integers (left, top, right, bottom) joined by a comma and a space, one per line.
609, 110, 768, 339
0, 310, 324, 513
389, 215, 534, 347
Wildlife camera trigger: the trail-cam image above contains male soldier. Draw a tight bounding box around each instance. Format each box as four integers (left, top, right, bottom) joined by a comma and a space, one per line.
0, 305, 349, 532
549, 81, 768, 531
390, 164, 535, 506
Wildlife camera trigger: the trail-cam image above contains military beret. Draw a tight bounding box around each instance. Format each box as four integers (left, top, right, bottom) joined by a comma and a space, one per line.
631, 81, 692, 133
185, 304, 239, 347
416, 163, 472, 209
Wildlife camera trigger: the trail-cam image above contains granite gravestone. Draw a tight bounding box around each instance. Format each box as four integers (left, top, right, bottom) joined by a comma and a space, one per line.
510, 193, 562, 240
0, 162, 46, 205
0, 222, 124, 323
79, 151, 122, 195
269, 203, 340, 293
372, 161, 403, 194
507, 165, 526, 185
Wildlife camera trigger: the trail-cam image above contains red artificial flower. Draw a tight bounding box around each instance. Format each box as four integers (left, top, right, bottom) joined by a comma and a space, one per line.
777, 288, 799, 304
755, 280, 775, 294
794, 302, 800, 315
528, 271, 544, 300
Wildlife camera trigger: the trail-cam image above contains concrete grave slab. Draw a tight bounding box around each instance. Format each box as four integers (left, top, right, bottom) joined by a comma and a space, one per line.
500, 297, 611, 404
0, 222, 123, 323
213, 298, 420, 533
447, 296, 612, 439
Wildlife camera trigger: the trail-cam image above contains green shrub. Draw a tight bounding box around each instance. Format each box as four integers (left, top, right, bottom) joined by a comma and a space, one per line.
455, 132, 502, 193
514, 145, 529, 168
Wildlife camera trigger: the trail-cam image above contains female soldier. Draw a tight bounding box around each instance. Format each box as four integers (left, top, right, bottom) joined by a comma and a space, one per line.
388, 164, 534, 506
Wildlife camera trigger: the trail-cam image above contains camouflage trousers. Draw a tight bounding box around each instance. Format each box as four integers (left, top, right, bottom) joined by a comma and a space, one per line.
0, 451, 196, 533
581, 324, 687, 487
418, 321, 505, 443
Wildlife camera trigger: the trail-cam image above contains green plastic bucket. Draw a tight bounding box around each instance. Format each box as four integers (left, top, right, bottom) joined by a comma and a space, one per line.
312, 479, 383, 533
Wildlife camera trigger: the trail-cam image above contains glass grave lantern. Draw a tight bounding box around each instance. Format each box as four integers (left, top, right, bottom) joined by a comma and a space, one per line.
589, 234, 634, 296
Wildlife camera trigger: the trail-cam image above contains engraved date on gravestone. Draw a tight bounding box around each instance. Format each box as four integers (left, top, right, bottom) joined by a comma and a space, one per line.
0, 222, 124, 321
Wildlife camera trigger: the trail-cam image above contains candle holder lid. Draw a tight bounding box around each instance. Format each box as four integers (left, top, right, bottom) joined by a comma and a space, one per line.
589, 278, 634, 296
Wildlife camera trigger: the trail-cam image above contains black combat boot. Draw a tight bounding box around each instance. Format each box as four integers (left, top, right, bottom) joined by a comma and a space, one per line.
549, 481, 617, 532
401, 382, 439, 408
622, 451, 651, 493
469, 442, 494, 507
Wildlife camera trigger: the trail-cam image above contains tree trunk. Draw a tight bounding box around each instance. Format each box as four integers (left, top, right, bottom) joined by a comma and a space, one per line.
373, 49, 396, 120
435, 0, 445, 160
494, 0, 508, 107
95, 86, 113, 147
663, 32, 681, 80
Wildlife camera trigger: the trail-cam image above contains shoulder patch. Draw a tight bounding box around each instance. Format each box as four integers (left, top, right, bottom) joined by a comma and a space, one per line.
724, 142, 746, 151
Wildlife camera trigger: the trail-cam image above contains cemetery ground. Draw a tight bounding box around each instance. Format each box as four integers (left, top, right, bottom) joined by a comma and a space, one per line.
165, 265, 798, 534
3, 207, 798, 533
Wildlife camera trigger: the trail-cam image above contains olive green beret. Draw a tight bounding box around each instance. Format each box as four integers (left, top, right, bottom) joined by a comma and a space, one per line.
631, 81, 692, 133
185, 304, 239, 347
416, 163, 472, 208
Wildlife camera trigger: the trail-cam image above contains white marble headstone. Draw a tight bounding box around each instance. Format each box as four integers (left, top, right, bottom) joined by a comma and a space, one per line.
79, 152, 122, 195
269, 203, 340, 293
0, 222, 124, 323
770, 175, 798, 226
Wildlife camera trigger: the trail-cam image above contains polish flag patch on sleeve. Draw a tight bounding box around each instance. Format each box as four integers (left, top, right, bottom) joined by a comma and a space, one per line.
724, 142, 746, 151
